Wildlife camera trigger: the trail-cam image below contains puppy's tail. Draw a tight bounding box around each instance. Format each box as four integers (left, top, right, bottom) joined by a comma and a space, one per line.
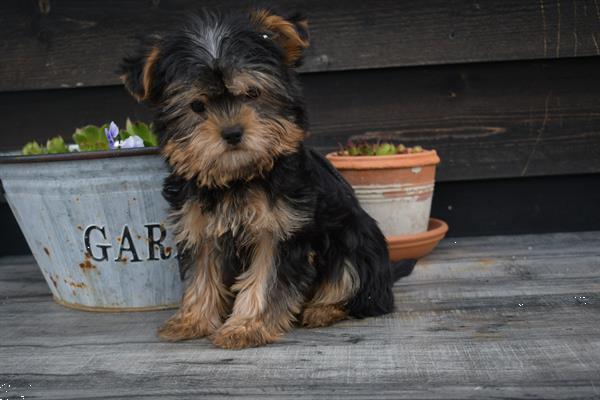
391, 259, 417, 281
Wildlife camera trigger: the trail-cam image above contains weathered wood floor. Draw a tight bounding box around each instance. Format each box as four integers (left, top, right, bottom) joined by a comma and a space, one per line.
1, 231, 599, 399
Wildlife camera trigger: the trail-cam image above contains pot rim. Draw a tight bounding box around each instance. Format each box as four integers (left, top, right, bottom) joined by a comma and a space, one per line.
386, 218, 448, 245
326, 149, 440, 170
0, 147, 160, 164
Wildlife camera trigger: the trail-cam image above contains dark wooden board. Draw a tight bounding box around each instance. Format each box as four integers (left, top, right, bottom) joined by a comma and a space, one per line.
307, 57, 600, 180
431, 173, 600, 237
1, 0, 600, 91
0, 203, 30, 256
2, 57, 600, 181
1, 231, 599, 399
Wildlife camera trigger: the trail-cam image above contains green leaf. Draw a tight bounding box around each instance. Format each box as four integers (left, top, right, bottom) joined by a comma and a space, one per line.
125, 118, 134, 135
358, 144, 375, 156
122, 119, 158, 147
375, 143, 397, 156
46, 136, 69, 154
22, 141, 46, 155
73, 124, 109, 151
347, 145, 360, 156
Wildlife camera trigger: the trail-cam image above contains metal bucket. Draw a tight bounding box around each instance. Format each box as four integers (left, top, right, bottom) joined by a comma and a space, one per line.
0, 148, 183, 311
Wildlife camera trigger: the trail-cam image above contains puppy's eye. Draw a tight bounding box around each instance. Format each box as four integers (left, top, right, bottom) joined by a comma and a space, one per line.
246, 87, 260, 99
190, 100, 206, 114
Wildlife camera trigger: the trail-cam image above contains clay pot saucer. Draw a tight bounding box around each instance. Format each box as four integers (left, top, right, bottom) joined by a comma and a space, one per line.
387, 218, 448, 261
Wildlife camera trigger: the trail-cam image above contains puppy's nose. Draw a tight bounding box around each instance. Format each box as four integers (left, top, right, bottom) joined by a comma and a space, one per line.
221, 125, 244, 145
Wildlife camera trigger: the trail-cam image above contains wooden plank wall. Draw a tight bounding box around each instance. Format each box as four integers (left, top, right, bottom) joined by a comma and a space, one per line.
2, 0, 600, 91
2, 58, 599, 181
0, 1, 599, 254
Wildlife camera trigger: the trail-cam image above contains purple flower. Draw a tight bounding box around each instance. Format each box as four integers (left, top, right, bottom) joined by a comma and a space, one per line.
120, 135, 145, 149
104, 121, 119, 149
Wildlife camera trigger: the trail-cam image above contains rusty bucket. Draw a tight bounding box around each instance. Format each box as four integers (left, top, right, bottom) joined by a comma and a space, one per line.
0, 148, 183, 311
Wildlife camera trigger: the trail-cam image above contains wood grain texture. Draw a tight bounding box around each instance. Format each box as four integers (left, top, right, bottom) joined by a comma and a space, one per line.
1, 232, 599, 399
2, 57, 600, 181
306, 57, 600, 180
0, 203, 30, 256
430, 174, 600, 236
1, 0, 600, 91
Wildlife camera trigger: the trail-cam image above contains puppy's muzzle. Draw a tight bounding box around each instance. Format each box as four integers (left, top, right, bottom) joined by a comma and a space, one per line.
221, 125, 244, 145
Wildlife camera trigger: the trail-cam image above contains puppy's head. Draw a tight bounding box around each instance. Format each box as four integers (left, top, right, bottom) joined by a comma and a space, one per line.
120, 10, 310, 187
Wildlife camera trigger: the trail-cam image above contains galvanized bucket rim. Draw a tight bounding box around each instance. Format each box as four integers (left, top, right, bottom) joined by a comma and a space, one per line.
0, 147, 160, 164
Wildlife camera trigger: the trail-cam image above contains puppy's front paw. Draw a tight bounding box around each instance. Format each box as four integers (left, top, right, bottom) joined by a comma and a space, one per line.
211, 319, 279, 349
157, 314, 218, 342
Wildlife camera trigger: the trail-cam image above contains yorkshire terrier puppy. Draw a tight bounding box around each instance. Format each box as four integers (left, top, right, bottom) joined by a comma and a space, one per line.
120, 10, 413, 349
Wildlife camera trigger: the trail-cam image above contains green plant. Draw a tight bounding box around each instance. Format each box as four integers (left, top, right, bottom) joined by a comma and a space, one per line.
22, 141, 45, 155
123, 119, 157, 147
21, 120, 158, 155
72, 124, 110, 151
338, 142, 425, 156
21, 136, 69, 155
46, 136, 69, 154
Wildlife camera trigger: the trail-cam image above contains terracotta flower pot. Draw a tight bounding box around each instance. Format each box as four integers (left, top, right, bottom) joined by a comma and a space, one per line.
326, 150, 441, 237
387, 218, 448, 260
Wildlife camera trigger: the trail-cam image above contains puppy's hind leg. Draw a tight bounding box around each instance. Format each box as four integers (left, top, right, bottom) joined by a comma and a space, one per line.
302, 259, 359, 328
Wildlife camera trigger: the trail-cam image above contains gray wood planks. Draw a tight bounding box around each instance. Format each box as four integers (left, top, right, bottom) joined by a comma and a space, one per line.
1, 231, 599, 399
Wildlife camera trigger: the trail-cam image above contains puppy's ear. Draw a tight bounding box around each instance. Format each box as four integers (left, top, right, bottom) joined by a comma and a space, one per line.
251, 9, 309, 67
119, 35, 162, 103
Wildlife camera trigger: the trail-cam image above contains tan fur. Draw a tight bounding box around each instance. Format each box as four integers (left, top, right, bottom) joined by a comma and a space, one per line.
302, 259, 360, 328
296, 19, 309, 32
308, 259, 360, 307
227, 70, 283, 96
169, 200, 206, 251
211, 231, 304, 349
211, 318, 280, 349
212, 286, 305, 348
217, 287, 304, 348
308, 250, 316, 266
162, 83, 210, 112
248, 188, 307, 237
251, 10, 309, 65
302, 304, 347, 328
170, 190, 308, 243
212, 293, 303, 349
141, 47, 161, 100
158, 241, 231, 341
230, 232, 276, 317
162, 103, 305, 188
162, 190, 309, 346
121, 46, 161, 102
